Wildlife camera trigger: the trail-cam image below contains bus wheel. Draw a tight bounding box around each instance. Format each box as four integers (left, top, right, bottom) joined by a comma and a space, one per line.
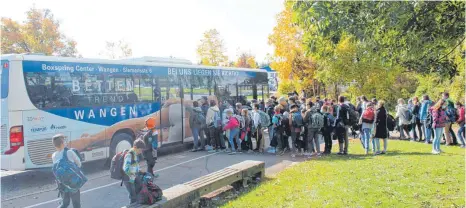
110, 133, 133, 160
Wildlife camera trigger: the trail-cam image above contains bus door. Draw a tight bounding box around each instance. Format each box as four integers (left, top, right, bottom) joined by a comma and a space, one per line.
1, 60, 9, 153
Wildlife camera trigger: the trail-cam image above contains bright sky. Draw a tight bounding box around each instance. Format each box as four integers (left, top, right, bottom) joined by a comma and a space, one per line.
2, 0, 284, 64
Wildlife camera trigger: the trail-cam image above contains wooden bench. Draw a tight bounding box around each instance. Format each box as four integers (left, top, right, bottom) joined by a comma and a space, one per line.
123, 160, 265, 208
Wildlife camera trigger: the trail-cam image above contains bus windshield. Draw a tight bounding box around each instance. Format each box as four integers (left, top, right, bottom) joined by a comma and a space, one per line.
1, 61, 8, 99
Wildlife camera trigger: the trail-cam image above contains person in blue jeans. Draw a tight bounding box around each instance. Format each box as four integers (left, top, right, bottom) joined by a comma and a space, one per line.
187, 101, 205, 152
431, 99, 448, 154
359, 102, 376, 155
224, 110, 241, 154
419, 95, 433, 143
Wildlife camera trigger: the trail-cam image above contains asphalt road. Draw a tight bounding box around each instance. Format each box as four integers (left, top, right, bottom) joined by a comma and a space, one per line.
1, 147, 305, 208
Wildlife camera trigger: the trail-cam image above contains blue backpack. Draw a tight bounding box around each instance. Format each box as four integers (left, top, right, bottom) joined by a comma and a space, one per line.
213, 111, 222, 128
52, 148, 88, 193
292, 112, 304, 128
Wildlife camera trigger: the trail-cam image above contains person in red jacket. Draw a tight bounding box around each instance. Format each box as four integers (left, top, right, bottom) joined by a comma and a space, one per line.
223, 110, 241, 154
455, 101, 465, 148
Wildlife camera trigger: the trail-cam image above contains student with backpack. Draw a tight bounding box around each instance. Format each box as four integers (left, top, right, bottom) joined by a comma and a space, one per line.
207, 100, 227, 152
223, 109, 241, 154
431, 99, 449, 154
321, 105, 335, 154
359, 102, 376, 155
201, 97, 211, 149
123, 139, 146, 204
141, 118, 159, 176
187, 101, 206, 152
335, 96, 350, 155
396, 98, 412, 140
455, 101, 465, 148
304, 101, 324, 157
266, 99, 276, 151
52, 134, 85, 208
252, 103, 269, 152
240, 109, 253, 152
289, 104, 303, 157
411, 97, 423, 141
442, 92, 457, 145
420, 95, 434, 143
271, 106, 284, 154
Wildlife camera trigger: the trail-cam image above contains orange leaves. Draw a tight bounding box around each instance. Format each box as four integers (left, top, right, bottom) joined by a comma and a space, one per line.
1, 7, 78, 56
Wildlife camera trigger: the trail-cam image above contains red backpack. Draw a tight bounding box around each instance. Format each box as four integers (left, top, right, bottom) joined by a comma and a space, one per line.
362, 108, 375, 123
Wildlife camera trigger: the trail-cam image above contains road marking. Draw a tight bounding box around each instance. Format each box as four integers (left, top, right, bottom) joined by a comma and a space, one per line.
23, 152, 218, 208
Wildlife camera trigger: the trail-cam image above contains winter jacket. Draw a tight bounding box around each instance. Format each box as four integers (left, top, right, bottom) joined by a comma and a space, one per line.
303, 106, 319, 129
186, 106, 203, 129
374, 107, 388, 138
224, 116, 239, 130
419, 100, 433, 121
206, 106, 220, 126
396, 104, 411, 125
457, 106, 465, 125
432, 108, 447, 129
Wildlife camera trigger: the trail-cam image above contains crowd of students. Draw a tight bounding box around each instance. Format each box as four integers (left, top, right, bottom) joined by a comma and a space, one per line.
186, 94, 363, 158
188, 91, 465, 158
49, 91, 465, 207
393, 92, 465, 154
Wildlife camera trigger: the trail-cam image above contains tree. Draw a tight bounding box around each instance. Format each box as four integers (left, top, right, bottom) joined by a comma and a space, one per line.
290, 1, 465, 103
234, 52, 258, 68
99, 39, 132, 59
1, 7, 78, 56
268, 2, 317, 95
196, 29, 228, 66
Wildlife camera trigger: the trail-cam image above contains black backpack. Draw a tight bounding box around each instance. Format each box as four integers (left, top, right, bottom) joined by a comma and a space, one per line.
425, 109, 434, 128
386, 114, 396, 131
110, 150, 135, 185
137, 173, 163, 205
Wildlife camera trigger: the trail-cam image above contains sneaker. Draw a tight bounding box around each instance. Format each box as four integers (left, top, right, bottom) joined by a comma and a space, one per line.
343, 152, 348, 155
461, 145, 466, 148
316, 153, 322, 157
337, 152, 344, 155
432, 150, 440, 155
248, 150, 254, 153
228, 151, 236, 155
267, 148, 274, 154
380, 151, 386, 154
225, 149, 231, 153
291, 154, 296, 158
208, 149, 216, 153
190, 149, 198, 152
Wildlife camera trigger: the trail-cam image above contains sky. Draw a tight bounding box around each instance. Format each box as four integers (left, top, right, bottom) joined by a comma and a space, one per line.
1, 0, 284, 64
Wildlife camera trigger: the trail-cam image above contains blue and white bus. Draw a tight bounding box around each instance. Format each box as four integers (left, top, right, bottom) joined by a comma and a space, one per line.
0, 54, 269, 170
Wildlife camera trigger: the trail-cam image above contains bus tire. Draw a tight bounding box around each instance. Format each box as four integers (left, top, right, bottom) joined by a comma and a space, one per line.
109, 133, 133, 161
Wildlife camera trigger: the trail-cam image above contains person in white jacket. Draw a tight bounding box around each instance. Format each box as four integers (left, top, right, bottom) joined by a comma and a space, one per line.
396, 98, 412, 140
251, 103, 265, 152
206, 100, 226, 152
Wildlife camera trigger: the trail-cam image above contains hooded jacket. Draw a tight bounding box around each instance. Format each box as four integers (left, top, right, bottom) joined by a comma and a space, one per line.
187, 106, 203, 129
206, 105, 220, 126
419, 100, 433, 121
396, 104, 411, 125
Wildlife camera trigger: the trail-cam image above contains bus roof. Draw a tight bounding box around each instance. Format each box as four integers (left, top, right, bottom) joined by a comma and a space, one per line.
1, 54, 267, 73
